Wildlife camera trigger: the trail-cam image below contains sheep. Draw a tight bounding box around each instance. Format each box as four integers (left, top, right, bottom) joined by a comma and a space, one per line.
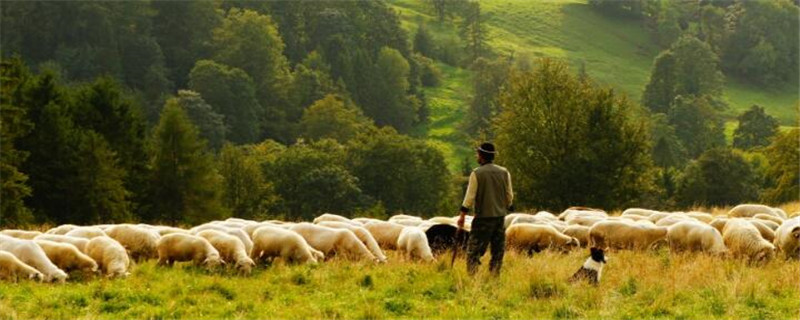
0, 250, 43, 282
156, 233, 224, 270
589, 221, 668, 250
33, 240, 98, 274
655, 214, 697, 227
242, 222, 284, 239
104, 224, 161, 261
621, 208, 662, 217
289, 223, 376, 262
363, 221, 406, 250
773, 217, 800, 259
388, 214, 423, 223
191, 224, 253, 255
728, 204, 787, 219
505, 213, 531, 228
666, 221, 727, 255
506, 223, 579, 254
396, 227, 434, 262
565, 215, 606, 228
45, 224, 78, 235
722, 218, 775, 264
85, 236, 130, 278
352, 217, 383, 225
313, 213, 362, 226
65, 227, 107, 239
392, 219, 424, 227
0, 235, 68, 282
196, 230, 255, 274
710, 217, 729, 234
563, 225, 591, 248
250, 225, 320, 264
152, 226, 191, 236
559, 208, 607, 221
510, 215, 568, 231
647, 212, 671, 223
686, 212, 714, 224
752, 214, 784, 226
1, 230, 43, 240
33, 234, 90, 253
316, 221, 387, 262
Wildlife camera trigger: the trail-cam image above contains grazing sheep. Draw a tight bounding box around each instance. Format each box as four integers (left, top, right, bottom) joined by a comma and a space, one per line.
506, 223, 579, 254
363, 221, 406, 250
85, 236, 130, 278
242, 222, 284, 239
289, 223, 376, 262
621, 208, 662, 217
589, 221, 667, 250
773, 217, 800, 259
250, 226, 320, 264
0, 235, 68, 283
317, 221, 387, 262
156, 234, 223, 270
33, 234, 90, 253
746, 219, 776, 242
0, 250, 43, 282
389, 214, 423, 223
1, 230, 42, 240
196, 230, 255, 274
65, 227, 107, 239
647, 212, 671, 223
722, 218, 775, 264
686, 212, 714, 224
565, 215, 606, 228
33, 240, 98, 273
313, 213, 362, 226
396, 227, 434, 262
728, 204, 787, 219
655, 214, 697, 227
563, 225, 591, 248
752, 214, 784, 226
45, 224, 79, 235
559, 208, 608, 221
666, 221, 727, 255
152, 226, 191, 236
104, 224, 161, 261
352, 217, 382, 225
392, 219, 424, 227
710, 217, 729, 234
191, 224, 253, 255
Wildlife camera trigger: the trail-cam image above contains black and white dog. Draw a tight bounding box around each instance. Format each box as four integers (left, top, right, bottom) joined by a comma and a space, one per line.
569, 247, 607, 285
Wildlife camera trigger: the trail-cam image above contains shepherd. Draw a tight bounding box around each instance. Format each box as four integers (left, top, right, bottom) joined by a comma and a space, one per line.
457, 142, 514, 276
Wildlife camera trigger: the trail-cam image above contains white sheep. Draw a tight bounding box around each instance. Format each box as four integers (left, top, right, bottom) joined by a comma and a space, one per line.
685, 212, 714, 224
156, 233, 223, 270
317, 221, 387, 262
44, 224, 79, 235
33, 234, 90, 253
621, 208, 663, 217
746, 219, 776, 242
655, 214, 697, 227
1, 229, 43, 240
104, 224, 161, 261
396, 227, 434, 262
0, 235, 68, 283
289, 223, 376, 262
666, 221, 727, 255
506, 223, 579, 254
722, 218, 775, 264
196, 230, 255, 274
34, 240, 98, 273
65, 227, 107, 239
313, 213, 362, 226
388, 214, 423, 223
562, 225, 591, 248
363, 221, 406, 250
0, 250, 43, 282
773, 217, 800, 260
589, 221, 667, 250
728, 204, 787, 219
152, 226, 191, 236
190, 224, 253, 256
250, 225, 320, 264
86, 236, 130, 278
559, 208, 608, 221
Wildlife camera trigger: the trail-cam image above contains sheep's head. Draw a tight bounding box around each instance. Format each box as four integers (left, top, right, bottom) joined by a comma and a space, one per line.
752, 247, 775, 265
204, 255, 224, 269
236, 258, 255, 275
30, 271, 44, 282
50, 270, 68, 283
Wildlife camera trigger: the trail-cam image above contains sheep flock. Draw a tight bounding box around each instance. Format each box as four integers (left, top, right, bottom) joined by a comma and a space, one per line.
1, 203, 798, 284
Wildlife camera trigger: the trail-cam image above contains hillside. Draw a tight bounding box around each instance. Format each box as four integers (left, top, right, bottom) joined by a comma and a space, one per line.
392, 0, 799, 170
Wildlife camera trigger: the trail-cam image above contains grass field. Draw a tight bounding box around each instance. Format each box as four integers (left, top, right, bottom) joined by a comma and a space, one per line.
393, 0, 798, 170
1, 249, 798, 319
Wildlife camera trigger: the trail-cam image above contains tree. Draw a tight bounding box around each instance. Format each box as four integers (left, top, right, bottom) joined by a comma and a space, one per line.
459, 1, 489, 63
218, 143, 275, 220
413, 24, 435, 58
464, 57, 511, 135
733, 105, 780, 150
174, 90, 227, 150
74, 131, 131, 223
668, 95, 726, 158
427, 0, 449, 22
288, 51, 341, 124
675, 148, 759, 207
494, 59, 656, 211
642, 35, 724, 114
414, 54, 442, 87
0, 58, 34, 226
299, 95, 374, 143
348, 128, 452, 216
761, 129, 799, 204
189, 60, 261, 144
366, 47, 416, 133
649, 113, 687, 168
147, 99, 227, 225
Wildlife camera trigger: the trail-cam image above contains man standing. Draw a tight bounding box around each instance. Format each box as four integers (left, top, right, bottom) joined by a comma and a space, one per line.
458, 142, 514, 275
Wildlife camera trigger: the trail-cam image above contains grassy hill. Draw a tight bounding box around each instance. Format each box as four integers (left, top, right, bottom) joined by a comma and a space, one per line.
392, 0, 798, 170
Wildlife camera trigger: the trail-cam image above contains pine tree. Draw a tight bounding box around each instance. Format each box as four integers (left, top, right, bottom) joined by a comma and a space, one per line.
0, 58, 34, 226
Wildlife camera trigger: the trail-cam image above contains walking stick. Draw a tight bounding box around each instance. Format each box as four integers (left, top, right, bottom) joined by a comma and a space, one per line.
450, 224, 462, 268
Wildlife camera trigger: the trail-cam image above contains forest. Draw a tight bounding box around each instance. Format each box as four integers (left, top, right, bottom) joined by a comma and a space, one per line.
1, 0, 798, 227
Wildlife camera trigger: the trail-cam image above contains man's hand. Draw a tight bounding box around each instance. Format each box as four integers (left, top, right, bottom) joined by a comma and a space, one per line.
457, 213, 465, 228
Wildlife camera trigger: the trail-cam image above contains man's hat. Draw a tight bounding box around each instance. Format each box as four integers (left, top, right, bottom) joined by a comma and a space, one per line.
476, 142, 497, 154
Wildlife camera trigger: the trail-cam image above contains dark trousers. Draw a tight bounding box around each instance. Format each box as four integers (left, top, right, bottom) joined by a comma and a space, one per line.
466, 216, 505, 275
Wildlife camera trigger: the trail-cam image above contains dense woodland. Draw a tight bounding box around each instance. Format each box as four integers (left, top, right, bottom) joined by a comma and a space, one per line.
0, 0, 798, 227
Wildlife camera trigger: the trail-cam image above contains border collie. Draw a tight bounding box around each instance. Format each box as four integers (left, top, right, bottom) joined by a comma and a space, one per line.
569, 247, 606, 285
